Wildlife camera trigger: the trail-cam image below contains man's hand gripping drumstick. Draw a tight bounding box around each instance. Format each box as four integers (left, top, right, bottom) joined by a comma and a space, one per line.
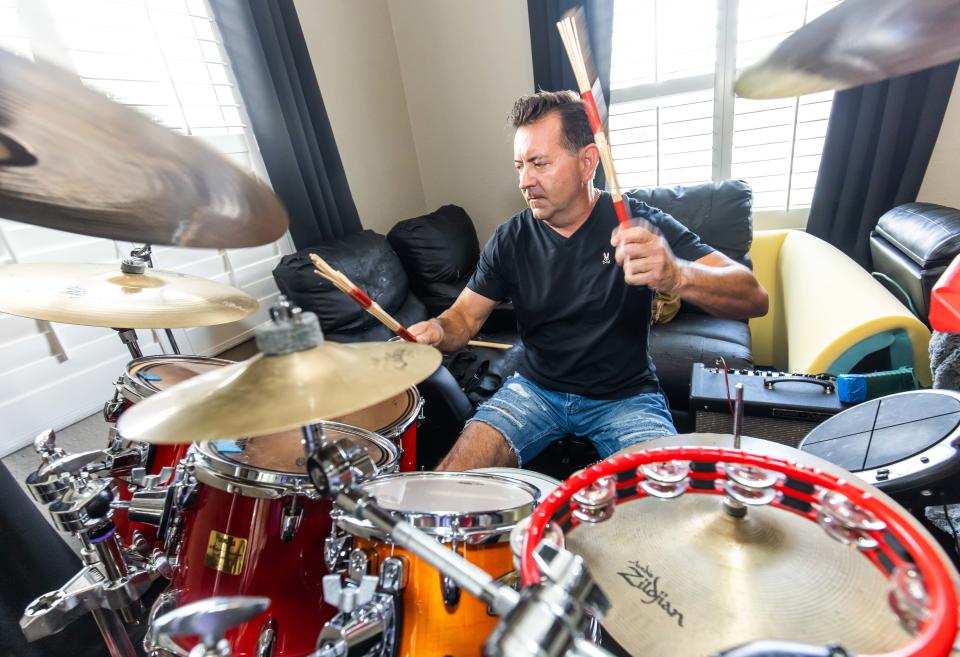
309, 253, 512, 349
611, 219, 684, 294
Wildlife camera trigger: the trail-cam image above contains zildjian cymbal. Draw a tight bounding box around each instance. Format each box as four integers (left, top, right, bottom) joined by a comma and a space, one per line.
116, 340, 441, 444
735, 0, 960, 99
0, 262, 258, 328
0, 49, 287, 247
564, 433, 957, 657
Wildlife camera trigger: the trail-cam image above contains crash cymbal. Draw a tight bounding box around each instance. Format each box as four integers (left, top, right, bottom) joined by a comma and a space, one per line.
116, 340, 441, 444
735, 0, 960, 99
567, 433, 953, 657
0, 50, 287, 247
0, 262, 258, 328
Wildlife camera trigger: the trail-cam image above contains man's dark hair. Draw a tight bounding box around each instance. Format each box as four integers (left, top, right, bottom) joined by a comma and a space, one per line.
509, 90, 594, 154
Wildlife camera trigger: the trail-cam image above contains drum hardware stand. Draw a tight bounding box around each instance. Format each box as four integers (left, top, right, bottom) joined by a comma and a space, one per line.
24, 429, 70, 503
130, 244, 181, 355
19, 449, 173, 657
151, 596, 271, 657
724, 383, 748, 518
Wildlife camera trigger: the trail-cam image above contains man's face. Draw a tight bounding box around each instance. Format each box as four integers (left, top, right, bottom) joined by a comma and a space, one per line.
514, 112, 585, 223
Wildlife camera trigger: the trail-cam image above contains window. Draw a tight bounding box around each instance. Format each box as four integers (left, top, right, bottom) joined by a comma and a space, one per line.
609, 0, 839, 213
0, 0, 291, 454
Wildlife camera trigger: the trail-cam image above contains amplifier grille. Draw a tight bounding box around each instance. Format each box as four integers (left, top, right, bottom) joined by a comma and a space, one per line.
693, 412, 819, 448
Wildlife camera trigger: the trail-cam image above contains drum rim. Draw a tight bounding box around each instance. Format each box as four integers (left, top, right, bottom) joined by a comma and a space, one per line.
468, 467, 562, 503
335, 471, 540, 539
366, 387, 422, 439
190, 421, 400, 499
120, 354, 233, 402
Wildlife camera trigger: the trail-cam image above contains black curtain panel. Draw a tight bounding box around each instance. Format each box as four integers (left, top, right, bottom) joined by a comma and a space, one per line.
527, 0, 614, 189
209, 0, 362, 248
807, 60, 959, 269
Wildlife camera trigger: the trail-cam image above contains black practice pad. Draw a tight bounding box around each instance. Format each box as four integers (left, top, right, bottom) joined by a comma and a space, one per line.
800, 391, 960, 472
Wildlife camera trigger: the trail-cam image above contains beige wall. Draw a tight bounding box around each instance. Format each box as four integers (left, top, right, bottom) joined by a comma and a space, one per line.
387, 0, 535, 242
294, 0, 426, 235
296, 0, 534, 244
919, 69, 960, 209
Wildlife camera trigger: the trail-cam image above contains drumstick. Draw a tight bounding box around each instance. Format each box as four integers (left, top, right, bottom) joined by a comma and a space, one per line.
557, 8, 631, 230
309, 254, 513, 350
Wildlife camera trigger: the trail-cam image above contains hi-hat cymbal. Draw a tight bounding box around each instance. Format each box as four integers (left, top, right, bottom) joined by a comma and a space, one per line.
116, 341, 441, 444
735, 0, 960, 99
0, 50, 288, 247
0, 262, 258, 328
567, 433, 956, 657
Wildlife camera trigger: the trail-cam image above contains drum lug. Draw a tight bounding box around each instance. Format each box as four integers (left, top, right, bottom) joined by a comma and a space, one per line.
280, 497, 304, 543
378, 556, 407, 594
348, 548, 379, 583
256, 616, 277, 657
102, 379, 125, 424
324, 531, 353, 573
440, 573, 461, 610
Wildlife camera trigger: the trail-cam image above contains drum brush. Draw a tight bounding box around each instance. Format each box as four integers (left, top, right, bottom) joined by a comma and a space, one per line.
309, 253, 512, 350
557, 8, 632, 230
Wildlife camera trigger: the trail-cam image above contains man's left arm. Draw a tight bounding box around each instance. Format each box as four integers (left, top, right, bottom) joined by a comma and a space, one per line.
612, 225, 769, 320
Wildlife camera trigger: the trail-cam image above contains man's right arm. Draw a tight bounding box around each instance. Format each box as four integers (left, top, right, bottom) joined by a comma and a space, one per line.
407, 288, 498, 352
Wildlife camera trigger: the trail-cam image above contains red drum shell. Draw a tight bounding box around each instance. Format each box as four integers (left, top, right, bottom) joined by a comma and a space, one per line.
165, 424, 399, 657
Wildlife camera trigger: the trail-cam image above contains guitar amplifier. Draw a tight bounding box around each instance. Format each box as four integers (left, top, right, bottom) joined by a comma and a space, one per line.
689, 363, 852, 447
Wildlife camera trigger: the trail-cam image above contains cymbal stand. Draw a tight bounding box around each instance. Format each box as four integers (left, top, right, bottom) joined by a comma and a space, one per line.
303, 436, 613, 657
130, 244, 180, 355
20, 444, 172, 657
111, 257, 149, 359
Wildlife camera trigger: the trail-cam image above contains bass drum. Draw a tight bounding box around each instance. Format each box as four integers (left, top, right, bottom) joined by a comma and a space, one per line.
148, 423, 400, 657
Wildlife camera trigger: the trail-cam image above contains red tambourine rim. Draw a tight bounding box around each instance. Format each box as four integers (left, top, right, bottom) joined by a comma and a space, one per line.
520, 447, 958, 657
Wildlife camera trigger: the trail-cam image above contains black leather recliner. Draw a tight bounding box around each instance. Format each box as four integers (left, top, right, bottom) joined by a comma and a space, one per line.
870, 202, 960, 326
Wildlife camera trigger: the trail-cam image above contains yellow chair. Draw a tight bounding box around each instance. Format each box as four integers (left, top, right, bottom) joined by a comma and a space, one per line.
748, 229, 932, 386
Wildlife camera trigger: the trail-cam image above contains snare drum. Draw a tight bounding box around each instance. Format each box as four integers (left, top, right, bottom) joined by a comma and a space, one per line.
150, 424, 400, 657
334, 472, 539, 657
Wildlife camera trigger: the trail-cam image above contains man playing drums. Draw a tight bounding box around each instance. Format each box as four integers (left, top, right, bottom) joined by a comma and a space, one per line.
408, 91, 768, 470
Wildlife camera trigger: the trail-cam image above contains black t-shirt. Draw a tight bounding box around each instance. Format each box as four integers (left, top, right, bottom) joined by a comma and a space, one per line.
467, 192, 714, 399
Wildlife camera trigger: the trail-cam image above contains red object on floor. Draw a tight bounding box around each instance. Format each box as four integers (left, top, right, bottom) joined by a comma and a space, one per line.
930, 254, 960, 331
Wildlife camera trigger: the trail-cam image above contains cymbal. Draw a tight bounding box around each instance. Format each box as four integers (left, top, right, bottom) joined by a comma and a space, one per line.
116, 341, 441, 444
0, 262, 258, 328
566, 433, 955, 657
0, 50, 288, 247
735, 0, 960, 99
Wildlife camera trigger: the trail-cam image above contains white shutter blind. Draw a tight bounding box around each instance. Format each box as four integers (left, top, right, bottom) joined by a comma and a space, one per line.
0, 0, 292, 455
609, 0, 839, 213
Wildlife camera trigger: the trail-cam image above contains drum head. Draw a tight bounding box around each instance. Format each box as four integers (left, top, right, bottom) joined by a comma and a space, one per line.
351, 472, 539, 537
209, 423, 398, 474
469, 467, 560, 503
329, 387, 420, 438
124, 355, 231, 399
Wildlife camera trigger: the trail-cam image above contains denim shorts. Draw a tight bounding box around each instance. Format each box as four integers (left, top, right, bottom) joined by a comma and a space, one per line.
468, 373, 677, 465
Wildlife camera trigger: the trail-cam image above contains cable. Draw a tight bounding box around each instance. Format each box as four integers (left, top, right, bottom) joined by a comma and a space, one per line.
718, 356, 734, 416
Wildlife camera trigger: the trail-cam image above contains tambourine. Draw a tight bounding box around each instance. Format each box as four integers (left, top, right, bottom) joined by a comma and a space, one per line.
520, 446, 958, 657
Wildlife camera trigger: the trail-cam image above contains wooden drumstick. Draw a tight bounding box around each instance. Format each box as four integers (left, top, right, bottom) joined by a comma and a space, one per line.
557, 8, 631, 230
309, 253, 513, 350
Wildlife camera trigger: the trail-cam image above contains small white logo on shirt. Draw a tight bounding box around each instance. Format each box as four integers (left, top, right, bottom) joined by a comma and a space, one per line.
602, 251, 611, 265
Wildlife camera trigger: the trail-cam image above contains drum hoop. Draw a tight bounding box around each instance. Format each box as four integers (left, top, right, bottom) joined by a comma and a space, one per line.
520, 446, 959, 657
373, 387, 423, 439
337, 471, 540, 539
120, 355, 233, 403
190, 422, 400, 499
469, 467, 561, 503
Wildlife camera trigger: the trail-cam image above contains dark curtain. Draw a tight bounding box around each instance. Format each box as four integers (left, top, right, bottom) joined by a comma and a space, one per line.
209, 0, 361, 248
807, 60, 959, 268
527, 0, 614, 189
